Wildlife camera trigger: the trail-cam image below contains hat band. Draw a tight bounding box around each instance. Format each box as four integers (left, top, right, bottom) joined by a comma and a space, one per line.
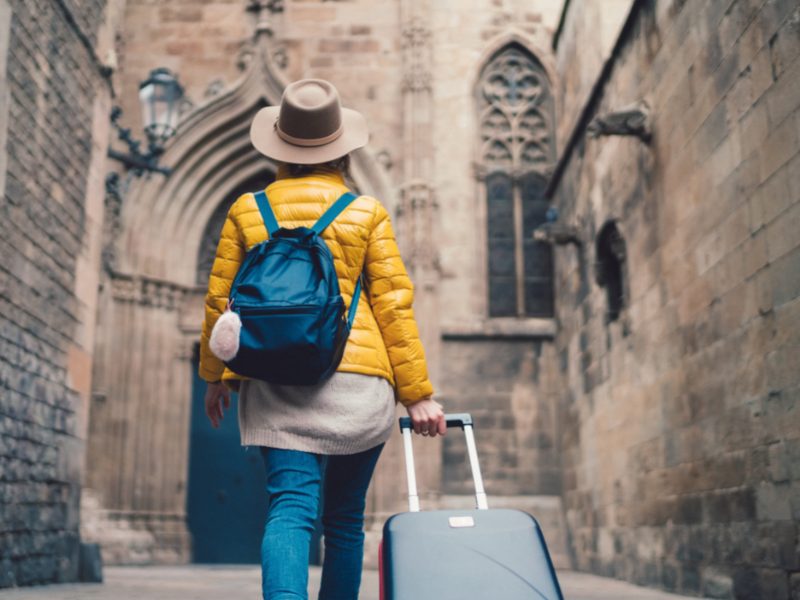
274, 119, 344, 148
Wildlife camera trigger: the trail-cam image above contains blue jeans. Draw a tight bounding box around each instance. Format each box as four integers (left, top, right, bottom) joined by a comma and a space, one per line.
259, 443, 384, 600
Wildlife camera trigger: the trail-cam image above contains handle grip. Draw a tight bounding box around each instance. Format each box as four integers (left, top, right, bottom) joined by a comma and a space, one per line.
399, 412, 488, 512
399, 412, 473, 432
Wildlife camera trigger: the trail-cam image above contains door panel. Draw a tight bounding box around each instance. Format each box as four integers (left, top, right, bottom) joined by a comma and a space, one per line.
187, 356, 268, 563
187, 353, 323, 564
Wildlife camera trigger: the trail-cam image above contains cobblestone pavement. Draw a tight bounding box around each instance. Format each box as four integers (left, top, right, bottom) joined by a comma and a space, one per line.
0, 565, 698, 599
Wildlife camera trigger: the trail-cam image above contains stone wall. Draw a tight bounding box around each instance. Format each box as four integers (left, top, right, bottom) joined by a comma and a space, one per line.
117, 0, 403, 183
0, 0, 114, 588
432, 0, 564, 499
552, 0, 633, 150
550, 0, 800, 597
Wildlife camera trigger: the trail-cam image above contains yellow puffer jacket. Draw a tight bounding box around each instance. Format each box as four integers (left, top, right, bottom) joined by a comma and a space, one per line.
198, 166, 434, 406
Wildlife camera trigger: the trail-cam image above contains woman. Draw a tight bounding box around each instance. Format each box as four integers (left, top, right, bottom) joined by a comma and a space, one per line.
197, 78, 445, 599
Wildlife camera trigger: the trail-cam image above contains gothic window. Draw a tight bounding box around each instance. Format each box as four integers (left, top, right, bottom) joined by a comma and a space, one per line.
595, 221, 627, 322
478, 44, 555, 318
196, 171, 275, 285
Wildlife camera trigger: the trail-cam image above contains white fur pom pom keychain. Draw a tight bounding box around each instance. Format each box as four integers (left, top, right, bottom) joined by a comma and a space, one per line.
209, 299, 241, 362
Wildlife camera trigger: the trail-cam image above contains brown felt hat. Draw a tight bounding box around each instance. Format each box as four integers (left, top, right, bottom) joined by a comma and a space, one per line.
250, 79, 369, 164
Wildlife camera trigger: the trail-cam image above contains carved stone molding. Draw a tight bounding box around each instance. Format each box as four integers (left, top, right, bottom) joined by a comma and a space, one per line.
203, 78, 226, 99
401, 17, 432, 93
473, 161, 556, 183
102, 172, 134, 273
110, 274, 189, 311
398, 180, 440, 273
246, 0, 283, 37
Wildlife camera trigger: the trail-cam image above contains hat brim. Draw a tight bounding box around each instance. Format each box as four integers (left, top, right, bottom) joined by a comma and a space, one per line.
250, 105, 369, 164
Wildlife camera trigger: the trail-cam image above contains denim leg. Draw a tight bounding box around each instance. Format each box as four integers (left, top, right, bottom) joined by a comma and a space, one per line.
260, 447, 324, 600
318, 443, 385, 600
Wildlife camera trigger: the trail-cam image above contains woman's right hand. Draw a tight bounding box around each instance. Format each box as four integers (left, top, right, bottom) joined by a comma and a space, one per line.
205, 381, 231, 429
406, 397, 446, 437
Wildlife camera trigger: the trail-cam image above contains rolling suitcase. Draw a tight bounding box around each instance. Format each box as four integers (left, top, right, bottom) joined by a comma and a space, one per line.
379, 413, 564, 600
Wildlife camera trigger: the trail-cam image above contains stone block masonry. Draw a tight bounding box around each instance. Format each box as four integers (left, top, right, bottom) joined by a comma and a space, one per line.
0, 0, 110, 589
549, 0, 800, 597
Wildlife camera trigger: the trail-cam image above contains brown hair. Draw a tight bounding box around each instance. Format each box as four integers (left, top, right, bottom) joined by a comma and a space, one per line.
283, 154, 351, 180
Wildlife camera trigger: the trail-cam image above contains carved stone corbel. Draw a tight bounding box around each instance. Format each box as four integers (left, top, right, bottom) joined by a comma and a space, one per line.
587, 100, 651, 142
532, 222, 583, 247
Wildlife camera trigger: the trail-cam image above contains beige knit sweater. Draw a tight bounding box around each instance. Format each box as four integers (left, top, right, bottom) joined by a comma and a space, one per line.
237, 372, 396, 455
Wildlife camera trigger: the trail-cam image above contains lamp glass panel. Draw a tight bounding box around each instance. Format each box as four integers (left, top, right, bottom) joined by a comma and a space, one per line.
139, 70, 183, 146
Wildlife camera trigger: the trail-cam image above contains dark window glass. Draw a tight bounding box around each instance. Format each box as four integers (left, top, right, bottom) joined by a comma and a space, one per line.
489, 277, 516, 317
521, 171, 549, 233
524, 280, 554, 317
524, 240, 552, 278
489, 239, 515, 277
487, 172, 516, 316
520, 171, 553, 317
487, 172, 514, 239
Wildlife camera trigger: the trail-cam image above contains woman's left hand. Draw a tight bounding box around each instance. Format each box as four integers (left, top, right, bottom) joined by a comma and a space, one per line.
205, 381, 231, 428
406, 397, 446, 437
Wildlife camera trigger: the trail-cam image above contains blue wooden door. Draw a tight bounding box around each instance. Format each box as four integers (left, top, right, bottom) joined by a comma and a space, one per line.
187, 353, 268, 563
186, 351, 324, 564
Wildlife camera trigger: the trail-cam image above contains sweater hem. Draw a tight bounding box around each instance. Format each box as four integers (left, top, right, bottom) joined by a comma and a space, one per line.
240, 426, 393, 456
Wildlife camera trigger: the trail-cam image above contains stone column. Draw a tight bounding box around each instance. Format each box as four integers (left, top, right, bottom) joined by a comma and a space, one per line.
364, 0, 444, 567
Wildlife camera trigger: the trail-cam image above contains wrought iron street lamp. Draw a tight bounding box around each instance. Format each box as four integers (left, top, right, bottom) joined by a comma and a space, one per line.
107, 67, 184, 176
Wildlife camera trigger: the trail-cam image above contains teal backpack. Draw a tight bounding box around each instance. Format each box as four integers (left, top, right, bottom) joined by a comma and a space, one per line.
221, 189, 362, 385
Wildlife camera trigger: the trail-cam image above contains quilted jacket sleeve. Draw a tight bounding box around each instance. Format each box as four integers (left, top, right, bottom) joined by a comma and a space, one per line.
198, 202, 246, 382
365, 200, 434, 406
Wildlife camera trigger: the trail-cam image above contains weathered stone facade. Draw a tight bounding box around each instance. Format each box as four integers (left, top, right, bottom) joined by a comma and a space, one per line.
2, 0, 799, 597
0, 0, 115, 588
547, 0, 800, 597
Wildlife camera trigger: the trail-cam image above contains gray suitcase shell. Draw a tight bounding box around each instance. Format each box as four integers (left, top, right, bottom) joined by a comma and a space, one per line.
379, 414, 563, 600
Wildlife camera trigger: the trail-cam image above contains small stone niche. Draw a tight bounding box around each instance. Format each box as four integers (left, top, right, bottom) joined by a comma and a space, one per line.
594, 221, 627, 322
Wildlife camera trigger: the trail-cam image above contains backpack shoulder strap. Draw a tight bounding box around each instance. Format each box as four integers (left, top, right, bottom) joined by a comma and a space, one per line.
254, 190, 279, 237
347, 275, 362, 329
311, 192, 358, 235
313, 191, 363, 328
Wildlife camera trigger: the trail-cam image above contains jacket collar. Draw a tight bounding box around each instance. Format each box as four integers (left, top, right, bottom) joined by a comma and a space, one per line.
273, 164, 346, 186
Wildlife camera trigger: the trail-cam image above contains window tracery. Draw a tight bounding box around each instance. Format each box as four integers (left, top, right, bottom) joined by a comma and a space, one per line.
477, 44, 555, 318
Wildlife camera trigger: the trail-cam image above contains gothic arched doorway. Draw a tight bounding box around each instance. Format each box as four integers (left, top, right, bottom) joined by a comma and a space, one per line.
85, 27, 394, 564
187, 171, 275, 564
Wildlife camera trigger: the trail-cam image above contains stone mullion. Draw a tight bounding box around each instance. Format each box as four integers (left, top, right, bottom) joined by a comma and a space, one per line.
513, 181, 525, 316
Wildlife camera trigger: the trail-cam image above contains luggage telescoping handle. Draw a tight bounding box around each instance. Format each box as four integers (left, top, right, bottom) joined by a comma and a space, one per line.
398, 413, 489, 512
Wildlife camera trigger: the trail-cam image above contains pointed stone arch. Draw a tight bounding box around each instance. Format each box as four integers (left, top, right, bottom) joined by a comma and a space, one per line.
117, 32, 394, 286
85, 27, 395, 563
